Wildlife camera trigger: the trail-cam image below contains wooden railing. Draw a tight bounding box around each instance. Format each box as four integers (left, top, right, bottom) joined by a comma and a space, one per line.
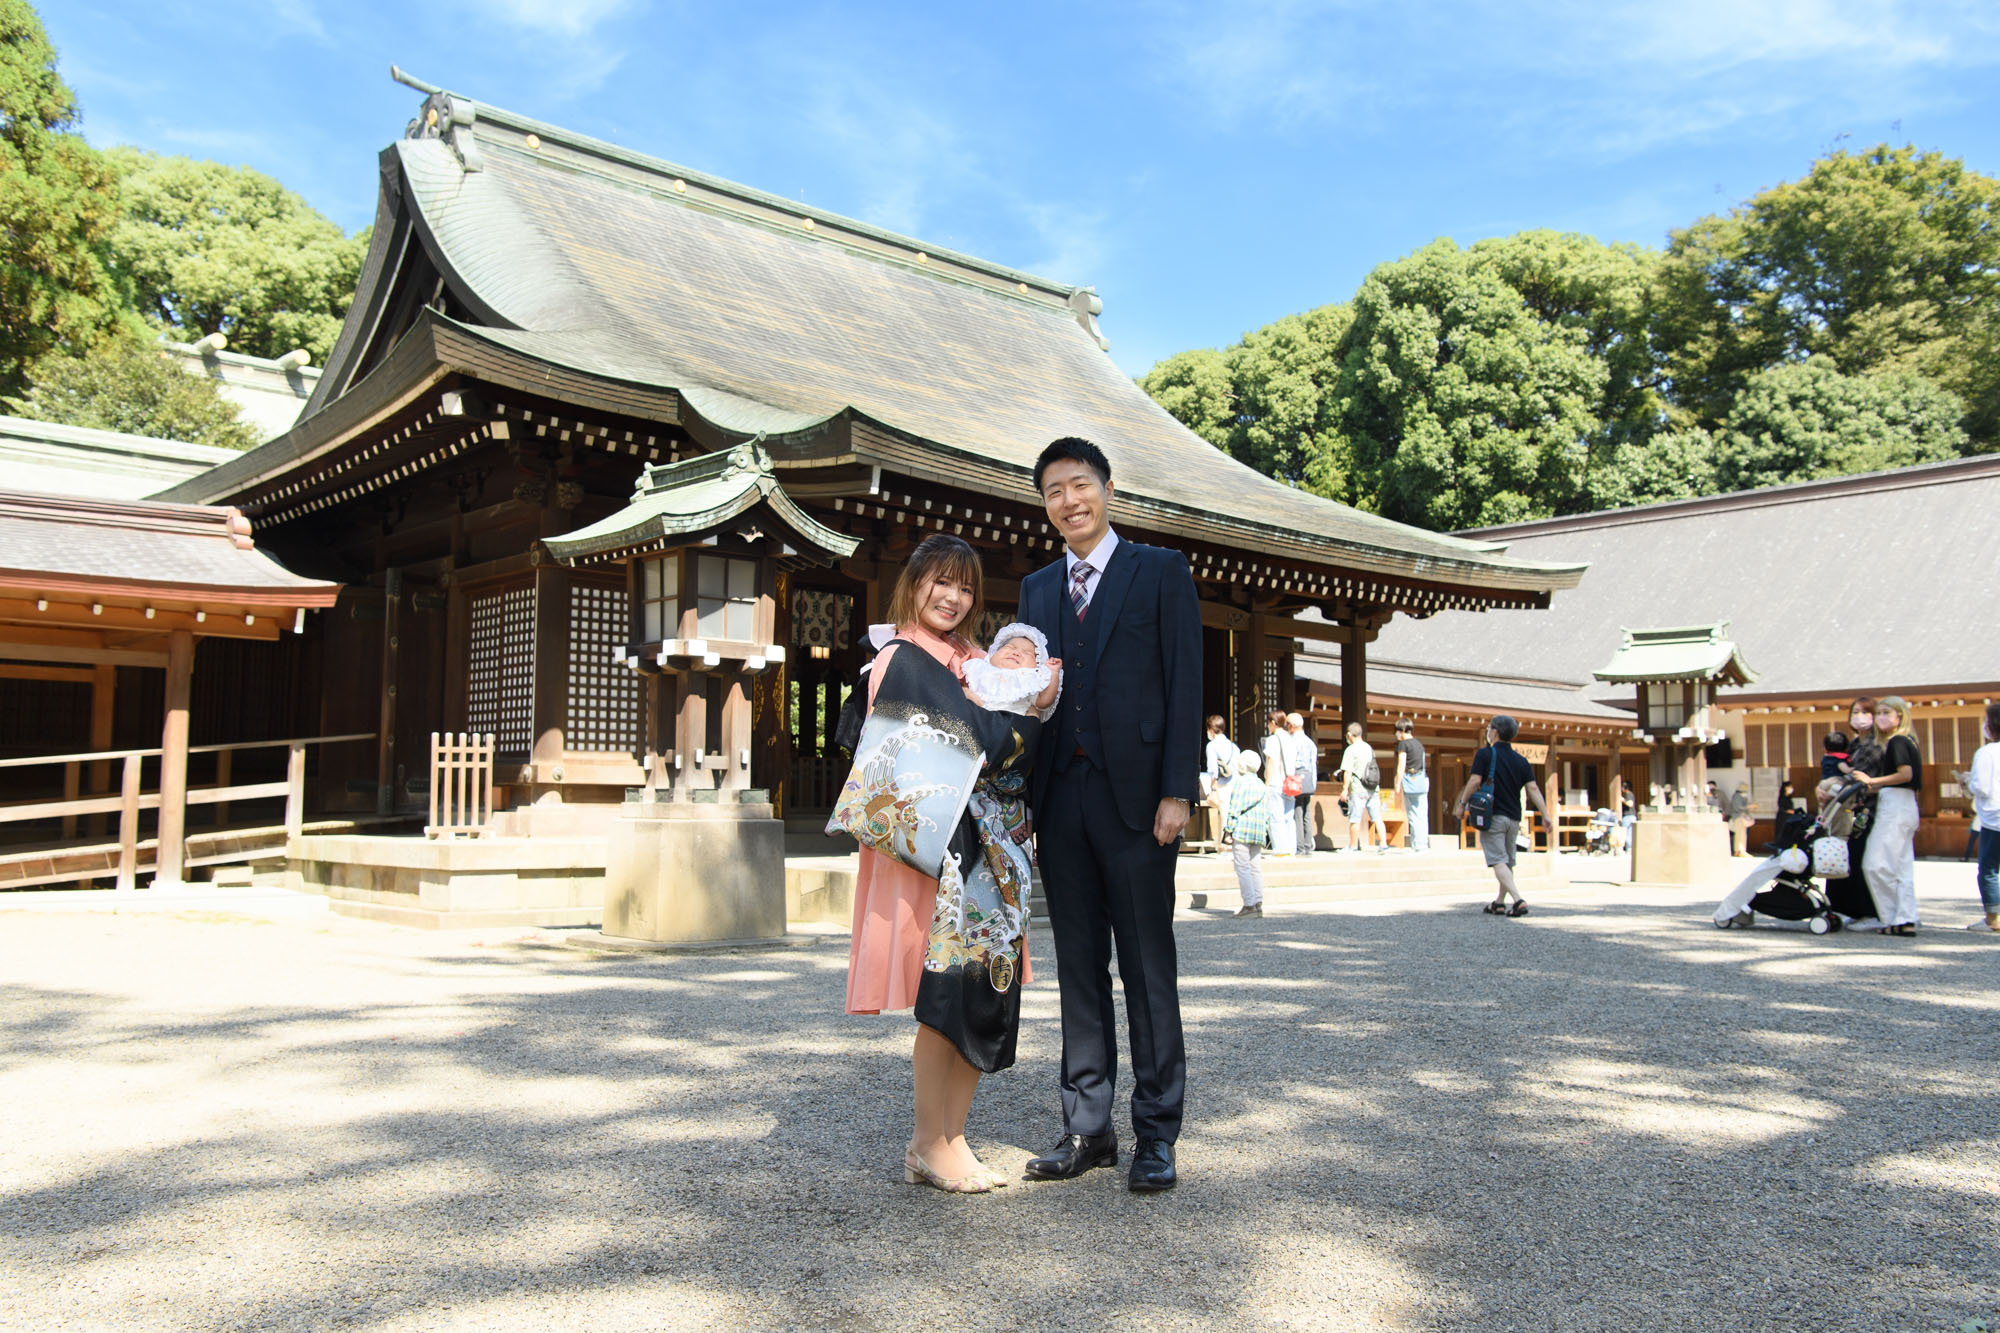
0, 733, 375, 890
427, 733, 495, 839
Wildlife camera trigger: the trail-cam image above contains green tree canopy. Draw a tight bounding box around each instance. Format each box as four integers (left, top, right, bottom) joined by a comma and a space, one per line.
1711, 360, 1968, 492
5, 336, 260, 450
1658, 144, 2000, 441
106, 148, 368, 363
0, 0, 124, 392
1335, 238, 1609, 529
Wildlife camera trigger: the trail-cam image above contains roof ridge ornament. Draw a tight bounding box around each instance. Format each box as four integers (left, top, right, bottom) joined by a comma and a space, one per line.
1068, 287, 1109, 351
392, 65, 483, 173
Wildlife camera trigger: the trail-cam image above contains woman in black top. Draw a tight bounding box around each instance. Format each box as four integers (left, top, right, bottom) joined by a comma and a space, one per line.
1823, 697, 1884, 921
1852, 695, 1922, 934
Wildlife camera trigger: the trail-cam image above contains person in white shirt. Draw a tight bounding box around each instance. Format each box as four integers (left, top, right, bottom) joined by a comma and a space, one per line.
1337, 722, 1387, 853
1201, 714, 1239, 834
1261, 710, 1297, 855
1284, 712, 1317, 856
1202, 715, 1239, 793
1967, 701, 2000, 933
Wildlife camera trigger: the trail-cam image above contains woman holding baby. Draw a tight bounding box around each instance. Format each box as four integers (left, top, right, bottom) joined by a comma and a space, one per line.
842, 534, 1060, 1193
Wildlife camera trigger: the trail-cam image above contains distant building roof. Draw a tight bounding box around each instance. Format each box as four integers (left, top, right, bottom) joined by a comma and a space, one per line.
1296, 654, 1632, 722
160, 341, 320, 442
159, 77, 1585, 610
0, 414, 240, 500
1369, 453, 2000, 703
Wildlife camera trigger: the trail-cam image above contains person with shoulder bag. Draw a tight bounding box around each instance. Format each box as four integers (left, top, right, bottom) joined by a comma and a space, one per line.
1220, 750, 1272, 918
1452, 714, 1551, 917
1338, 722, 1388, 853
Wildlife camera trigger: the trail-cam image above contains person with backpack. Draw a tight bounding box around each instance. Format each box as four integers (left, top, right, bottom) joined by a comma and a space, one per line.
1452, 714, 1552, 917
1337, 721, 1388, 854
1220, 750, 1273, 918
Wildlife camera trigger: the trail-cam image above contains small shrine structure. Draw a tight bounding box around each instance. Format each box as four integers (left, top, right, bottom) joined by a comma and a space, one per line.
1594, 623, 1757, 883
543, 444, 855, 943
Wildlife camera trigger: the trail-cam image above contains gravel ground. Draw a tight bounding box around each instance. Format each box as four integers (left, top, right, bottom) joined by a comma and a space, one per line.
2, 872, 1997, 1332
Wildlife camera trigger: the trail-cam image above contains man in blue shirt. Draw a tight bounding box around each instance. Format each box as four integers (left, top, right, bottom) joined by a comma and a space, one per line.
1451, 714, 1551, 918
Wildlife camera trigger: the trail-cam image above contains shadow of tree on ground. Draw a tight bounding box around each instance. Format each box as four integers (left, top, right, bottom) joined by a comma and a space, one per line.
1, 895, 1996, 1331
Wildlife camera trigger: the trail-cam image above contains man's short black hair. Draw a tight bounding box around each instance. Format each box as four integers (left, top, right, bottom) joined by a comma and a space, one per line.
1394, 717, 1414, 734
1034, 437, 1111, 493
1490, 714, 1518, 743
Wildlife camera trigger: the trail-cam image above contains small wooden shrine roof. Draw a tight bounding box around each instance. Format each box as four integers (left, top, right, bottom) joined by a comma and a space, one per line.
1593, 624, 1759, 687
160, 75, 1584, 609
0, 491, 340, 633
545, 443, 859, 568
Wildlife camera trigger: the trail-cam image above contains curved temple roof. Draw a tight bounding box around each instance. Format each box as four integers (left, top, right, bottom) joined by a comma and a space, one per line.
169, 78, 1584, 603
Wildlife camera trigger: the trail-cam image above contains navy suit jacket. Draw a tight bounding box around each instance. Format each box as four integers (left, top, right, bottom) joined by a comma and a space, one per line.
1024, 538, 1203, 833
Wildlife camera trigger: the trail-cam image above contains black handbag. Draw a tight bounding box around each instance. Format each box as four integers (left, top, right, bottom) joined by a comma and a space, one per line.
914, 954, 1023, 1074
1465, 750, 1496, 828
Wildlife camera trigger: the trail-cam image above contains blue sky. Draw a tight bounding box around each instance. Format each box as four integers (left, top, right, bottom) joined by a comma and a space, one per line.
48, 0, 2000, 378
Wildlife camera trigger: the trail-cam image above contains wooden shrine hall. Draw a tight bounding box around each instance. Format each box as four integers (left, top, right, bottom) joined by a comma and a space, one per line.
0, 492, 342, 888
156, 72, 1586, 863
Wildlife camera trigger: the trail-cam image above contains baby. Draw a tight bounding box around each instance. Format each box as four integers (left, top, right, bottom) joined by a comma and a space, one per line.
961, 622, 1061, 718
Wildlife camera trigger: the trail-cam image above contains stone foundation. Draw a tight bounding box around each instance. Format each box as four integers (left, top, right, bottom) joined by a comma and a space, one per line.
602, 798, 786, 943
297, 834, 607, 929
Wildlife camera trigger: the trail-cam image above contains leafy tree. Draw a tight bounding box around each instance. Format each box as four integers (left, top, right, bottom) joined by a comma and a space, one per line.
0, 0, 124, 392
1467, 231, 1665, 450
1710, 360, 1967, 492
1228, 302, 1353, 492
105, 148, 368, 363
1137, 346, 1232, 451
6, 336, 260, 450
1334, 239, 1607, 529
1658, 144, 2000, 442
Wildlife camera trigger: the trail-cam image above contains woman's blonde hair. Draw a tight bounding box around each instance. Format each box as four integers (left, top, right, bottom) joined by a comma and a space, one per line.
1874, 695, 1916, 743
885, 535, 983, 650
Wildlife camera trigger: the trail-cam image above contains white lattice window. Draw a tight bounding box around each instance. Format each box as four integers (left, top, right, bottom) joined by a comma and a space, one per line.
469, 587, 534, 755
567, 584, 642, 753
695, 555, 758, 640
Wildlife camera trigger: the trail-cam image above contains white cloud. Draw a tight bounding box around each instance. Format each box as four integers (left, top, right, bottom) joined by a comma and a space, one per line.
268, 0, 328, 43
466, 0, 636, 39
1140, 0, 2000, 160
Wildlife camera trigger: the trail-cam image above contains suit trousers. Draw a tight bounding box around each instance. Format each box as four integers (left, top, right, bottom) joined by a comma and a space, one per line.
1037, 761, 1186, 1143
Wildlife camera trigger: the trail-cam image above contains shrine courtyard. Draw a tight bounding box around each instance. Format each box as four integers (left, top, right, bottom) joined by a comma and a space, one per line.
3, 872, 1996, 1332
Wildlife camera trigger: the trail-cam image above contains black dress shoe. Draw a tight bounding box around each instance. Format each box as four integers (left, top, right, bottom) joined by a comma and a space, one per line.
1024, 1131, 1118, 1180
1128, 1137, 1176, 1192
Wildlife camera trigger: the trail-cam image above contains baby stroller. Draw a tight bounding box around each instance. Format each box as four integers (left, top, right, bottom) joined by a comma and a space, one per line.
1584, 808, 1619, 855
1711, 779, 1868, 934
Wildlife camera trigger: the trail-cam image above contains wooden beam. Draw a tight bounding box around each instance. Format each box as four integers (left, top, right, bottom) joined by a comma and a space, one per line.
1199, 601, 1249, 632
0, 641, 169, 669
0, 596, 289, 641
0, 663, 94, 683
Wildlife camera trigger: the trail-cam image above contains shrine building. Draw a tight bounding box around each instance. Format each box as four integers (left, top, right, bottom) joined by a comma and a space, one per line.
154, 73, 1585, 857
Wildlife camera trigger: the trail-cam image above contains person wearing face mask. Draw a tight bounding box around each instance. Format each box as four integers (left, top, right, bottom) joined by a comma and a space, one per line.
1851, 696, 1923, 935
1823, 697, 1884, 922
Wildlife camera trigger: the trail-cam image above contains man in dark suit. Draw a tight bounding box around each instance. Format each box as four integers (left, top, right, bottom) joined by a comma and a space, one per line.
1020, 437, 1201, 1192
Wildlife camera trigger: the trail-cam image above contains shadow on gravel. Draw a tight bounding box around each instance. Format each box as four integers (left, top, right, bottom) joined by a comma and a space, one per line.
2, 898, 1997, 1332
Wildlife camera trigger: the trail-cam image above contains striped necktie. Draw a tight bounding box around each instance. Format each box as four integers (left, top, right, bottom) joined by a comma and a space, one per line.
1069, 560, 1093, 621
